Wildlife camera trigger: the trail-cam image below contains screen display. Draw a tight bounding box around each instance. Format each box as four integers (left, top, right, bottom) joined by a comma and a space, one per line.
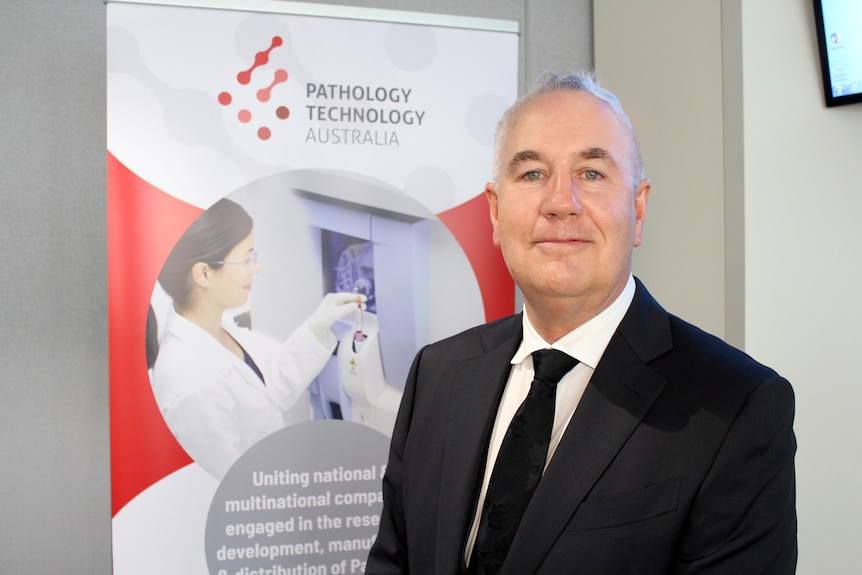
321, 229, 377, 314
814, 0, 862, 106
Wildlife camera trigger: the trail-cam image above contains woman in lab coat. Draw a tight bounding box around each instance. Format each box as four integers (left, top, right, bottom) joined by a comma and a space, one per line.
151, 198, 362, 479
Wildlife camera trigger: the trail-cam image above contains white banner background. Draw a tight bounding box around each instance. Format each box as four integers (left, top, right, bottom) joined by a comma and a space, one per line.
108, 3, 517, 574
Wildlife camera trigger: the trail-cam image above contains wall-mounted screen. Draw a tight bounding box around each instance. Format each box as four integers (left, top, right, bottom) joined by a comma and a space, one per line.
814, 0, 862, 107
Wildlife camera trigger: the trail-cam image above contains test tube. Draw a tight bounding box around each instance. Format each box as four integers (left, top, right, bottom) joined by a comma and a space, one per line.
353, 296, 366, 347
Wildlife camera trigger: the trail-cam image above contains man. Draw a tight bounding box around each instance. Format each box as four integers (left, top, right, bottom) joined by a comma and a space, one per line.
366, 72, 796, 574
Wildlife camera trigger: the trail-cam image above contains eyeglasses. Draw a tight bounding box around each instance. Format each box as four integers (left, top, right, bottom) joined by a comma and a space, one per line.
213, 250, 259, 272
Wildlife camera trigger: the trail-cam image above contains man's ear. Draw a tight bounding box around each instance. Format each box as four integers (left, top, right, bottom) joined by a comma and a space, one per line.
485, 182, 501, 248
633, 178, 650, 247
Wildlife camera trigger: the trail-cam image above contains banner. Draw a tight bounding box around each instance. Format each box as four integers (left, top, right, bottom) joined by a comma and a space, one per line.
107, 2, 518, 573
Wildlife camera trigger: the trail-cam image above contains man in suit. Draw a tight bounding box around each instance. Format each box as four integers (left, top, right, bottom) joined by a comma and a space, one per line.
365, 72, 796, 574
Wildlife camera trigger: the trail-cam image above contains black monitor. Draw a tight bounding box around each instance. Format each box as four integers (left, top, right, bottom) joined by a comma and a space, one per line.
813, 0, 862, 107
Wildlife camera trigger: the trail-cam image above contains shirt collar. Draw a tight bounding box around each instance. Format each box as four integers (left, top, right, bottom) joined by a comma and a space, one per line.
512, 275, 636, 369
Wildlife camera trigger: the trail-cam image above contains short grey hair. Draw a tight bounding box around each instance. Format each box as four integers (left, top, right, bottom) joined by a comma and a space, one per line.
493, 71, 644, 187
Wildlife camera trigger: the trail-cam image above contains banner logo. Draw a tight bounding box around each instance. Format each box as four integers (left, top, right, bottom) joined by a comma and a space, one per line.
218, 36, 290, 141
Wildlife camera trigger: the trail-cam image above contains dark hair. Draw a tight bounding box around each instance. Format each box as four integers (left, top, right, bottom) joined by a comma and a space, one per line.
145, 303, 159, 369
158, 198, 253, 308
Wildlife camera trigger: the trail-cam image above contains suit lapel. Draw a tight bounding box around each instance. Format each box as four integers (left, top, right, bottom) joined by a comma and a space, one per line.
502, 280, 673, 574
435, 318, 522, 572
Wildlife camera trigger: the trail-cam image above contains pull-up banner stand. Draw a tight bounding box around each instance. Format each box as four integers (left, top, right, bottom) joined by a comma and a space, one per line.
107, 1, 518, 573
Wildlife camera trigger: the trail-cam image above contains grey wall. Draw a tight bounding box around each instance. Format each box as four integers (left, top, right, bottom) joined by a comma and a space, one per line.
1, 1, 110, 572
595, 1, 730, 341
0, 0, 591, 572
741, 2, 862, 571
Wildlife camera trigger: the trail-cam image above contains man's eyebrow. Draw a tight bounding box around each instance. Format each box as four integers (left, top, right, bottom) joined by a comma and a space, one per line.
506, 150, 544, 173
579, 147, 613, 162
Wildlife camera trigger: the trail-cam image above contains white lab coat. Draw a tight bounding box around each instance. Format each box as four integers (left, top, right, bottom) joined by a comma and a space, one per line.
151, 307, 334, 479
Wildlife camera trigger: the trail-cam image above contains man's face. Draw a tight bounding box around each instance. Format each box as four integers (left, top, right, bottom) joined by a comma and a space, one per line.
487, 90, 649, 314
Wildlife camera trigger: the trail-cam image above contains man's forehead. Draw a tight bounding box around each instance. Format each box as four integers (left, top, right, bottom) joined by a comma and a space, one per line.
509, 91, 621, 134
501, 94, 632, 163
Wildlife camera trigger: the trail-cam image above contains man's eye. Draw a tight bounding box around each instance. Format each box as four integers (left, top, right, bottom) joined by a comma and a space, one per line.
522, 170, 542, 181
584, 169, 602, 181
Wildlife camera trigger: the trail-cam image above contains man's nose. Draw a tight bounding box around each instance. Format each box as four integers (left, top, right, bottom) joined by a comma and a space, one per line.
541, 173, 582, 217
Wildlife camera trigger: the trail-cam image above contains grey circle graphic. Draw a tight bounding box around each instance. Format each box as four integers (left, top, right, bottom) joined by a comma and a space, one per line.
206, 420, 388, 575
235, 13, 290, 56
384, 24, 437, 71
403, 166, 458, 214
465, 94, 510, 147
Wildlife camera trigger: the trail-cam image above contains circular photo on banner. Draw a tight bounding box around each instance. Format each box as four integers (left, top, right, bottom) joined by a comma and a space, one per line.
205, 420, 388, 575
146, 171, 485, 480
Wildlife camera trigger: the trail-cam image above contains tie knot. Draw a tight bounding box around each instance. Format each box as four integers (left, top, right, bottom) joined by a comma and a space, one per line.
531, 349, 578, 386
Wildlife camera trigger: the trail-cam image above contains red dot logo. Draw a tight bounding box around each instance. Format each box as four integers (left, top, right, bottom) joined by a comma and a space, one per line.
218, 36, 290, 142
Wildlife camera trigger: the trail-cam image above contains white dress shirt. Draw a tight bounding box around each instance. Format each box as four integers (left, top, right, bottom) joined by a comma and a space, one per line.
465, 275, 636, 563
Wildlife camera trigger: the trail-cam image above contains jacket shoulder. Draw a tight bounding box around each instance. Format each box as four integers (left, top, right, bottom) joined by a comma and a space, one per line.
665, 314, 781, 383
624, 278, 782, 384
420, 314, 521, 360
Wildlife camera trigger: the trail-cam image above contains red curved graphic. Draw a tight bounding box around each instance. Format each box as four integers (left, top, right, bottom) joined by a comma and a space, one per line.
108, 152, 203, 516
437, 195, 514, 323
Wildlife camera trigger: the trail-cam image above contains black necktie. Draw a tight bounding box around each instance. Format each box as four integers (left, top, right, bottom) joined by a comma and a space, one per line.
470, 349, 579, 575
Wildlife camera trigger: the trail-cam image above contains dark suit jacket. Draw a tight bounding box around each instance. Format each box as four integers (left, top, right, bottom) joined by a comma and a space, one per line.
366, 279, 797, 574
